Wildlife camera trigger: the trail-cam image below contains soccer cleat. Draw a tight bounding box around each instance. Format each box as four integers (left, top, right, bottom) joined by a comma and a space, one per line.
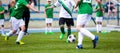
66, 38, 69, 43
49, 32, 54, 34
45, 32, 48, 35
16, 41, 25, 45
5, 36, 9, 41
76, 45, 83, 49
92, 36, 99, 48
59, 34, 65, 40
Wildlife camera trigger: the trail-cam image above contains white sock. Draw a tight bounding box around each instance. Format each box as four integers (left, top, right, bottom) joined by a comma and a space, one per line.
80, 28, 95, 40
49, 27, 52, 32
1, 27, 5, 35
16, 29, 20, 34
78, 32, 84, 45
7, 31, 14, 36
45, 27, 48, 33
96, 24, 99, 33
16, 31, 25, 42
99, 24, 102, 32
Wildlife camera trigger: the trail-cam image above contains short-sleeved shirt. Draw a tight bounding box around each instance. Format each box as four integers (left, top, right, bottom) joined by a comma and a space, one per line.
0, 7, 5, 19
54, 0, 75, 18
45, 4, 53, 18
11, 0, 28, 19
105, 2, 115, 12
78, 0, 93, 15
96, 4, 104, 17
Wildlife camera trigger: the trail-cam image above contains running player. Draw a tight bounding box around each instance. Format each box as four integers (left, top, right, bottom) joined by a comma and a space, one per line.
5, 0, 39, 45
95, 0, 104, 33
75, 0, 99, 49
0, 1, 5, 36
44, 0, 54, 34
47, 0, 75, 42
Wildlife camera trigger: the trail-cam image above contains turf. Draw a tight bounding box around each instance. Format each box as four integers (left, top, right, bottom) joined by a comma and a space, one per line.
0, 31, 120, 53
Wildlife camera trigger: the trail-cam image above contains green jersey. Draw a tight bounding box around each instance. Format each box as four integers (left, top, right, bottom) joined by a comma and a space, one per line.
0, 6, 5, 19
45, 4, 53, 18
96, 4, 104, 17
78, 0, 93, 14
9, 7, 14, 17
11, 0, 28, 19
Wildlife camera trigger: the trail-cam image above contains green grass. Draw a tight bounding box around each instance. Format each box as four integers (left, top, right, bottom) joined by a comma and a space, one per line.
0, 31, 120, 53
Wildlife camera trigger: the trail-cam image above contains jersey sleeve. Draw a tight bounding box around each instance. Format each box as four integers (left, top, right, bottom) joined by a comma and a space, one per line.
54, 0, 61, 7
21, 0, 28, 6
70, 0, 75, 6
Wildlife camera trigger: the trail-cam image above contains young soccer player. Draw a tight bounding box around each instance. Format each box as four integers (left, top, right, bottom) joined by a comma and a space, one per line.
47, 0, 75, 42
95, 0, 104, 33
0, 1, 5, 36
5, 0, 39, 45
44, 0, 54, 34
75, 0, 99, 49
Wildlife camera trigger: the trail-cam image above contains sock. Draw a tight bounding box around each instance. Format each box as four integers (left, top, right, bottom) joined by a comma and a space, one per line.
16, 29, 20, 35
7, 31, 14, 36
80, 28, 95, 40
1, 27, 5, 35
45, 27, 48, 33
78, 32, 84, 45
99, 24, 102, 32
67, 28, 71, 37
16, 31, 25, 42
49, 27, 52, 32
96, 24, 99, 33
60, 27, 65, 34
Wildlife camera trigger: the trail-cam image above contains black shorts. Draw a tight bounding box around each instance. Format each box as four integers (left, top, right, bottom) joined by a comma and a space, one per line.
59, 18, 74, 26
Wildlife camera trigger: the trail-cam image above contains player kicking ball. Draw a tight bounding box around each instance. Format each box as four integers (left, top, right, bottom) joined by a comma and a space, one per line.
75, 0, 100, 49
95, 0, 104, 33
5, 0, 39, 45
47, 0, 75, 42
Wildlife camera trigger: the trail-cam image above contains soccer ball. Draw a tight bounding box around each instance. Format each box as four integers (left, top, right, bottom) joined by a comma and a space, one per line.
67, 34, 76, 43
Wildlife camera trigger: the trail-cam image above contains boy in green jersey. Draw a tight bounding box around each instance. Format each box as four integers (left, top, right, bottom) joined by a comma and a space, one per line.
44, 0, 54, 34
5, 0, 39, 45
95, 0, 104, 33
0, 1, 5, 36
75, 0, 100, 49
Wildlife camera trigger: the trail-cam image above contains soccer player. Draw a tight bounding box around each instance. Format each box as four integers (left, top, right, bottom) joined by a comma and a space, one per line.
44, 0, 54, 34
0, 1, 5, 36
47, 0, 75, 42
5, 0, 39, 45
75, 0, 99, 49
95, 0, 104, 33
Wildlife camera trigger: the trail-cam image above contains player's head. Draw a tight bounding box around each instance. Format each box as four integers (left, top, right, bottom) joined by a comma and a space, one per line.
10, 1, 16, 7
47, 0, 52, 4
0, 0, 2, 6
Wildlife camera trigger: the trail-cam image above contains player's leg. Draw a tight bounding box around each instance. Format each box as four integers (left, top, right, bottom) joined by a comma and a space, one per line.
16, 19, 25, 45
5, 17, 18, 40
76, 14, 98, 49
59, 18, 65, 40
48, 18, 53, 34
0, 19, 5, 36
45, 18, 49, 34
96, 17, 103, 33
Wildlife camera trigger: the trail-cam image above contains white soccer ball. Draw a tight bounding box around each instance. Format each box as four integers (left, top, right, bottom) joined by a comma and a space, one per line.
67, 34, 76, 43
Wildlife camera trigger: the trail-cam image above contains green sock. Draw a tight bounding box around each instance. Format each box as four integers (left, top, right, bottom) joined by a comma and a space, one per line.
60, 27, 65, 34
67, 29, 71, 37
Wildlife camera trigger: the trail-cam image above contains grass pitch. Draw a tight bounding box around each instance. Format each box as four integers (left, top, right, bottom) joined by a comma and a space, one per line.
0, 31, 120, 53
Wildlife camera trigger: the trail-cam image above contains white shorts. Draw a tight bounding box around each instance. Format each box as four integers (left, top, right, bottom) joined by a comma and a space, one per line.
0, 19, 4, 25
96, 17, 103, 22
11, 17, 25, 30
45, 18, 53, 23
77, 14, 91, 26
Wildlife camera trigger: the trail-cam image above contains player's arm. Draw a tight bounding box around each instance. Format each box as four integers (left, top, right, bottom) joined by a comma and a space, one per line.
75, 0, 81, 9
0, 10, 4, 14
26, 4, 39, 12
44, 5, 48, 18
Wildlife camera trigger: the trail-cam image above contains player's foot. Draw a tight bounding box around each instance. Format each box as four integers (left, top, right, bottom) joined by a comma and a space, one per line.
24, 32, 29, 35
76, 45, 83, 49
5, 33, 9, 41
49, 32, 54, 34
66, 38, 69, 43
16, 41, 25, 45
59, 34, 65, 40
45, 32, 48, 35
92, 36, 99, 48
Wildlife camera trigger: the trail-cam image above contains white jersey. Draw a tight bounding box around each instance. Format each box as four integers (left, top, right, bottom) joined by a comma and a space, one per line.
54, 0, 75, 18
